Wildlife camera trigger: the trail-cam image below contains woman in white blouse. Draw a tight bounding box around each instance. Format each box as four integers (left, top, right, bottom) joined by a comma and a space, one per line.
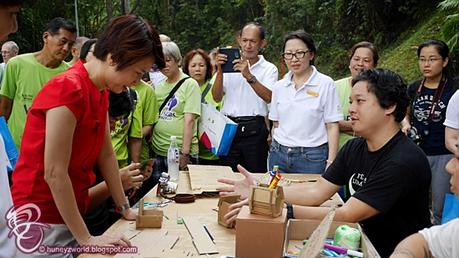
269, 30, 342, 173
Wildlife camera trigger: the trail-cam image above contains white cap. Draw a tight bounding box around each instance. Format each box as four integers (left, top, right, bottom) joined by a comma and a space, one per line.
170, 135, 177, 141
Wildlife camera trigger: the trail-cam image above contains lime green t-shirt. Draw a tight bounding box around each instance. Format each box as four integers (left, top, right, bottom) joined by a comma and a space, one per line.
0, 53, 69, 149
134, 80, 158, 161
335, 76, 354, 149
199, 76, 223, 160
110, 88, 143, 167
152, 73, 201, 156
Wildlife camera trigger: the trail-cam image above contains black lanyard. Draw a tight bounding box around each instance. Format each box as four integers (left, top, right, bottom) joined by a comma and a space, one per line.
415, 76, 447, 124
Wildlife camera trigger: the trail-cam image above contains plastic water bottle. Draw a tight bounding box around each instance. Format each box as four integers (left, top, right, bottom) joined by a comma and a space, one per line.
167, 136, 180, 182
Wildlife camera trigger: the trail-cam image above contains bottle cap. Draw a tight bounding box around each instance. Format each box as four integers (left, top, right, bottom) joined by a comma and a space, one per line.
170, 135, 177, 141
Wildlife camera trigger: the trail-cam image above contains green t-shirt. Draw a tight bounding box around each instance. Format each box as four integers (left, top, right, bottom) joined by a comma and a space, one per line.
152, 73, 201, 156
199, 76, 223, 160
134, 80, 158, 161
110, 88, 143, 166
335, 76, 354, 149
0, 53, 69, 149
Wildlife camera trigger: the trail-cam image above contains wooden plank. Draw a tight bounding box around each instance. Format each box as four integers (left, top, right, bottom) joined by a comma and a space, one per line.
182, 216, 219, 255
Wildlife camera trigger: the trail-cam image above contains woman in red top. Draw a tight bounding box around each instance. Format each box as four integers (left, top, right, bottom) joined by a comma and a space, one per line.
10, 15, 164, 253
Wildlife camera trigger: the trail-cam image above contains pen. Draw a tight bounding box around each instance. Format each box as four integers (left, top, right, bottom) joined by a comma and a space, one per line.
323, 243, 364, 257
203, 224, 216, 244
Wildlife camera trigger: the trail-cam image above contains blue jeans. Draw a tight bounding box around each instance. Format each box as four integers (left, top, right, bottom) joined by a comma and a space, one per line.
427, 154, 453, 225
268, 140, 328, 174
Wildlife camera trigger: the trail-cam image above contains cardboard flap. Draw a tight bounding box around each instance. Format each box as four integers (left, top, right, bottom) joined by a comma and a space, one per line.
186, 165, 240, 193
299, 206, 336, 258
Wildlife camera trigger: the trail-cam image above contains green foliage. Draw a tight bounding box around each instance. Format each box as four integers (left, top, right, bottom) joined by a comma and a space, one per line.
439, 0, 459, 55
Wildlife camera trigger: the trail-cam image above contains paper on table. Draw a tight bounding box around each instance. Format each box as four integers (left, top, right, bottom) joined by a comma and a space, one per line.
186, 165, 241, 193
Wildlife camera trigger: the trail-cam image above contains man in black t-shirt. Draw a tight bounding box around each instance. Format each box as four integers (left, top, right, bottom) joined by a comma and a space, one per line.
218, 69, 431, 258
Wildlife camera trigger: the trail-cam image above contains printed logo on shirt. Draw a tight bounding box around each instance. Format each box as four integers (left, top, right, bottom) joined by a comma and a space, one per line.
349, 172, 368, 195
111, 116, 130, 136
160, 95, 179, 120
5, 203, 50, 253
413, 94, 445, 124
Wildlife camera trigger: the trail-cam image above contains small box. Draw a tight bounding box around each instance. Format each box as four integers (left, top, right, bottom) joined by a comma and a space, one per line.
136, 198, 163, 229
236, 205, 286, 258
249, 185, 285, 217
283, 219, 380, 258
218, 195, 240, 228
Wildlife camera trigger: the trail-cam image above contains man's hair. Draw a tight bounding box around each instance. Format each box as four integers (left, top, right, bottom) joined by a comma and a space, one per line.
2, 41, 19, 54
182, 49, 212, 82
352, 69, 409, 123
108, 88, 137, 119
45, 17, 77, 35
349, 41, 379, 66
161, 41, 182, 65
240, 22, 265, 40
73, 36, 89, 50
0, 0, 23, 6
94, 15, 165, 71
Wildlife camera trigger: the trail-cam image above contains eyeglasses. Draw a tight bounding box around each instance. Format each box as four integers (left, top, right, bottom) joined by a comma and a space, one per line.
282, 50, 310, 60
418, 57, 442, 64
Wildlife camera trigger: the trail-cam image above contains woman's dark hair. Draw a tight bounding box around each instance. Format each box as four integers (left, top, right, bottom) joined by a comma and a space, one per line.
282, 30, 316, 65
417, 39, 451, 78
108, 88, 136, 119
79, 38, 97, 61
0, 0, 23, 6
352, 68, 409, 123
94, 15, 165, 71
182, 49, 212, 82
350, 41, 379, 66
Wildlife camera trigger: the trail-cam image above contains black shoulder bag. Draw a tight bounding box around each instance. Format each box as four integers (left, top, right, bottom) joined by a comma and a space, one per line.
147, 77, 190, 157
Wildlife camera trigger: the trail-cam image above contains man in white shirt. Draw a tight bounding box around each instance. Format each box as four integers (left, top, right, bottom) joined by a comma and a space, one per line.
0, 41, 19, 83
212, 22, 278, 173
390, 156, 459, 258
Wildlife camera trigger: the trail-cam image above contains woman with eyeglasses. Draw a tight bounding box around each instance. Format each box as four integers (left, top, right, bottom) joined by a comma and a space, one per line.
401, 39, 459, 225
269, 30, 342, 174
335, 41, 378, 149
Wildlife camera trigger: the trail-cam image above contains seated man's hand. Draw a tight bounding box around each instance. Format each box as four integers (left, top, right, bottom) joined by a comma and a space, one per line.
224, 198, 248, 225
217, 164, 256, 200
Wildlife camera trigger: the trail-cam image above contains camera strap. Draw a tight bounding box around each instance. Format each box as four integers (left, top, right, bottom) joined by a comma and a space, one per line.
414, 76, 447, 124
158, 77, 191, 114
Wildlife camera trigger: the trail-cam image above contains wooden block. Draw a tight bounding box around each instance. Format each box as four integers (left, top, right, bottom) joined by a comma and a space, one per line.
218, 195, 240, 228
136, 198, 163, 229
249, 185, 285, 217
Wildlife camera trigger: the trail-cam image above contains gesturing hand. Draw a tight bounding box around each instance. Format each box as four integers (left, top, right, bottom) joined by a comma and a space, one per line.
217, 164, 256, 200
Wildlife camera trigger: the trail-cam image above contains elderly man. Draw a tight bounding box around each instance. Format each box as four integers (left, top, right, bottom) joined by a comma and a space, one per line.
67, 36, 88, 66
0, 41, 19, 83
0, 17, 76, 149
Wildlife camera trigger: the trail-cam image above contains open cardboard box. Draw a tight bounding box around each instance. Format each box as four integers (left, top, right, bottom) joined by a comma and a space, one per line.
235, 205, 287, 258
284, 219, 380, 258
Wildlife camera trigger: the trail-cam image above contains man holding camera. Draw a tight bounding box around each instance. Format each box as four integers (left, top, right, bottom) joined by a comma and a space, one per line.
212, 22, 278, 173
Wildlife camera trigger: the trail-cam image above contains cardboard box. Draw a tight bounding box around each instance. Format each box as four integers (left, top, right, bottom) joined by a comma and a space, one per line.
283, 219, 380, 258
249, 185, 285, 217
236, 205, 286, 258
218, 195, 240, 228
136, 198, 163, 229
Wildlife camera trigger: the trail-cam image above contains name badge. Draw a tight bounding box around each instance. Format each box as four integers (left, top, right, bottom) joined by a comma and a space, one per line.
306, 89, 319, 97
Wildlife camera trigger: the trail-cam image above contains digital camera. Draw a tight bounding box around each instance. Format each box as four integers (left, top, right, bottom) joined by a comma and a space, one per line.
408, 127, 422, 145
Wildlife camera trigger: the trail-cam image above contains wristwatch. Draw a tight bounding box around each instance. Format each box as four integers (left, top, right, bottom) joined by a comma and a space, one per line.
286, 203, 295, 219
115, 198, 130, 214
246, 75, 257, 84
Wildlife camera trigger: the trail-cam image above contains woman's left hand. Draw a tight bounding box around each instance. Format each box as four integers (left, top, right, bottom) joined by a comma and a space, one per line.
122, 208, 138, 221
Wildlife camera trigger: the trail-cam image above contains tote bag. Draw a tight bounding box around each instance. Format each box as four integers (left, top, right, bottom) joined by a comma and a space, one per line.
198, 103, 237, 156
442, 193, 459, 224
